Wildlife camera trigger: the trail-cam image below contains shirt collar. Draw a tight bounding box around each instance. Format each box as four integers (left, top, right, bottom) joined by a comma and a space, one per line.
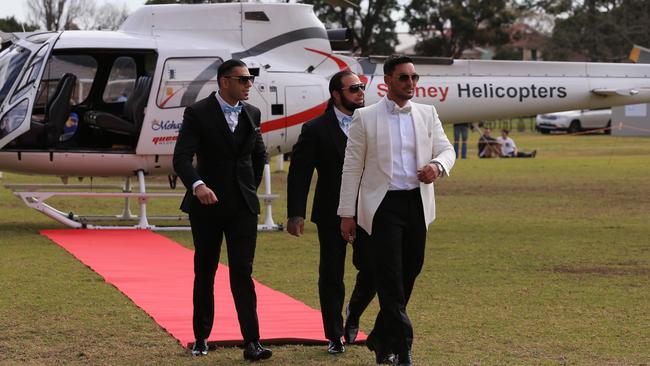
215, 90, 241, 110
384, 95, 411, 113
332, 106, 351, 123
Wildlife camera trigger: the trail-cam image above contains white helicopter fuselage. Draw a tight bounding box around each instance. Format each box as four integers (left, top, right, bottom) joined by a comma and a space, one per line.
1, 2, 650, 177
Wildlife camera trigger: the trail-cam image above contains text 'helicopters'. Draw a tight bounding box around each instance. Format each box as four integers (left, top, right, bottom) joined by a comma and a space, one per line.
0, 2, 649, 229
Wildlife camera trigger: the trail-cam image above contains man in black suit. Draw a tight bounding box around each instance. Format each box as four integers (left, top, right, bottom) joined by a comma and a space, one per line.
173, 59, 272, 361
287, 71, 376, 356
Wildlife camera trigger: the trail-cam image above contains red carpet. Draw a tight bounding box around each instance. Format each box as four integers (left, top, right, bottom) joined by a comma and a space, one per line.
41, 229, 366, 347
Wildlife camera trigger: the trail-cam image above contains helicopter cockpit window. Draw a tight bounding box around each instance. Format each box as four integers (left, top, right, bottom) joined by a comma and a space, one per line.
0, 99, 28, 139
11, 45, 48, 104
103, 56, 136, 103
244, 11, 270, 21
0, 45, 30, 107
35, 55, 97, 108
156, 57, 222, 109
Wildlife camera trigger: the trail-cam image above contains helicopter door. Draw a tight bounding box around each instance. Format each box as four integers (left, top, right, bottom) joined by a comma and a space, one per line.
0, 33, 58, 149
284, 85, 324, 151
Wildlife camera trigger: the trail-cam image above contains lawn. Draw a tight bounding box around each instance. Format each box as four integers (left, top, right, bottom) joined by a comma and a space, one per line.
1, 129, 649, 365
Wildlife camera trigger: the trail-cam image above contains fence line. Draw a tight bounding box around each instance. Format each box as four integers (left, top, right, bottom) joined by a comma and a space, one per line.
479, 117, 537, 133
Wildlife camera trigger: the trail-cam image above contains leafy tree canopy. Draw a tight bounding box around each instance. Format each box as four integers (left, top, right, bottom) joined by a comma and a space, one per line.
0, 16, 38, 32
404, 0, 515, 58
301, 0, 399, 56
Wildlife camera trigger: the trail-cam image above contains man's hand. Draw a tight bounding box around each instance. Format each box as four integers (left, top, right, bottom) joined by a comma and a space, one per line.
340, 217, 356, 243
417, 163, 441, 184
195, 184, 218, 205
287, 216, 305, 237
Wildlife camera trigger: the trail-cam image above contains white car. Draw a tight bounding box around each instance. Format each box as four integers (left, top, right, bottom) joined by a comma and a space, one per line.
536, 109, 612, 134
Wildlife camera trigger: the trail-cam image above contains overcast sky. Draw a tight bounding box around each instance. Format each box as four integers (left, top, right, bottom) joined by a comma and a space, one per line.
0, 0, 148, 24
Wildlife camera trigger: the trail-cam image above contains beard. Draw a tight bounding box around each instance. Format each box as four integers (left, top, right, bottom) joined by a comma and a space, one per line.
341, 95, 364, 112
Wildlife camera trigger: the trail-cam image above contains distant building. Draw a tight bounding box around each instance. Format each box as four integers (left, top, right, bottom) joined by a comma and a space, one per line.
398, 23, 549, 61
460, 46, 493, 60
508, 23, 547, 61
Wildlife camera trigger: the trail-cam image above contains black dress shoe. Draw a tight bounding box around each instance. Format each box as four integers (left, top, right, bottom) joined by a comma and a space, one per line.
344, 305, 360, 344
378, 353, 396, 364
243, 340, 272, 361
393, 351, 412, 366
327, 338, 345, 354
366, 333, 395, 364
191, 339, 208, 356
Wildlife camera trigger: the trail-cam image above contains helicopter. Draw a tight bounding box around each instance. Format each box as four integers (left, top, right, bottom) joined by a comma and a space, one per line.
0, 2, 649, 229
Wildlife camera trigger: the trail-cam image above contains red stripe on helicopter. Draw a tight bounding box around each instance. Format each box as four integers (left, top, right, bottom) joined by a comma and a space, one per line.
304, 48, 350, 71
261, 102, 328, 133
260, 50, 351, 133
159, 88, 185, 108
303, 47, 368, 84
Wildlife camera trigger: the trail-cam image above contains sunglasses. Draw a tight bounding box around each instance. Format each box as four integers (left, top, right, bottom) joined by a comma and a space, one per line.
225, 75, 255, 84
342, 83, 366, 93
397, 74, 420, 82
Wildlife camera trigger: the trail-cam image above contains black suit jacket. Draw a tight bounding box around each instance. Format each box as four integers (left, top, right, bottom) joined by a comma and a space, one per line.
173, 92, 267, 215
287, 107, 347, 226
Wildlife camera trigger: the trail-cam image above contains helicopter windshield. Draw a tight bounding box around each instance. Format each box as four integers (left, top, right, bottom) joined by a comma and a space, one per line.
0, 44, 31, 107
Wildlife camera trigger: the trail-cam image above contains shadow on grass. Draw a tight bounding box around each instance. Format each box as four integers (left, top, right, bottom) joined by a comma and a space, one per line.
0, 221, 62, 234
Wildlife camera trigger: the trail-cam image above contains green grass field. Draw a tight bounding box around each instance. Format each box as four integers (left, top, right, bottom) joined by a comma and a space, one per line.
1, 129, 649, 365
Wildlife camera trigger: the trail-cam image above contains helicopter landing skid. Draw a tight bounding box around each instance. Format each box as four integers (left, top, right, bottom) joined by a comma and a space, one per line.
6, 166, 284, 231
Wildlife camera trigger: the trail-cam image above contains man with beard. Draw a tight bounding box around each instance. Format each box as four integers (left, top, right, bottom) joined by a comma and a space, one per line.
339, 55, 455, 366
287, 70, 376, 355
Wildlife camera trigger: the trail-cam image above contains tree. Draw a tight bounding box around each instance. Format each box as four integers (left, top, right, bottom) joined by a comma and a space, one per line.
93, 3, 129, 30
301, 0, 400, 56
26, 0, 96, 30
404, 0, 515, 58
0, 16, 38, 32
544, 0, 650, 62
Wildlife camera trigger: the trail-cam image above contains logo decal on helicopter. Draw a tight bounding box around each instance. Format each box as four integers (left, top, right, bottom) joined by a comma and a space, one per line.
152, 135, 178, 145
376, 84, 450, 102
151, 119, 183, 131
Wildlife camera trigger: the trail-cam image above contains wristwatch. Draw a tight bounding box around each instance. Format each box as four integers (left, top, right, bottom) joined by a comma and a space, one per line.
432, 161, 445, 176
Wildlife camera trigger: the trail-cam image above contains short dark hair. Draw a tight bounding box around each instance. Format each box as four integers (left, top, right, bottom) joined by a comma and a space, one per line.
328, 70, 355, 107
383, 55, 413, 75
501, 129, 510, 134
218, 59, 248, 88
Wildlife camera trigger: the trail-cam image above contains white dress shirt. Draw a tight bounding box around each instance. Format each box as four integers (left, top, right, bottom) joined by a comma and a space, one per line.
333, 106, 353, 136
385, 97, 419, 191
215, 90, 241, 132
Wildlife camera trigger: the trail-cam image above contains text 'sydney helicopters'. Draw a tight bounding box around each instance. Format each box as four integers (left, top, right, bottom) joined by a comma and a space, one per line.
0, 3, 649, 230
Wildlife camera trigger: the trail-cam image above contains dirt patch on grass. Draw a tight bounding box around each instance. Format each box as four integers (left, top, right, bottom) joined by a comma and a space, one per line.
550, 264, 650, 276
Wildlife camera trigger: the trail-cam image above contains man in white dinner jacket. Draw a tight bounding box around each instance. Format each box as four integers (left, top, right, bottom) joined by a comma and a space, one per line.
338, 55, 455, 366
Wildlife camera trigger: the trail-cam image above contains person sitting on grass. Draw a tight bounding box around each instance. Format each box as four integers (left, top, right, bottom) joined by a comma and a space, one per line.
478, 127, 500, 158
497, 129, 536, 158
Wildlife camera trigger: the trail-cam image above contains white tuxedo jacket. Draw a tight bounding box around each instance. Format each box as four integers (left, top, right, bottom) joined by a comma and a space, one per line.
337, 98, 455, 235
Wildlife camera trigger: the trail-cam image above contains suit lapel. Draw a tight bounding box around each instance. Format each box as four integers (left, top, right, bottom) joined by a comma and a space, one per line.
376, 98, 392, 178
411, 103, 429, 167
234, 105, 255, 150
241, 103, 256, 133
324, 108, 347, 160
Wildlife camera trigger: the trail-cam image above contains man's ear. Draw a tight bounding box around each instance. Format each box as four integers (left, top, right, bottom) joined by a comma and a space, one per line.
383, 74, 390, 85
332, 90, 341, 104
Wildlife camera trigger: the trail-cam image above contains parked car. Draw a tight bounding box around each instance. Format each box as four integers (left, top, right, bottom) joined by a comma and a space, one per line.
536, 108, 612, 134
